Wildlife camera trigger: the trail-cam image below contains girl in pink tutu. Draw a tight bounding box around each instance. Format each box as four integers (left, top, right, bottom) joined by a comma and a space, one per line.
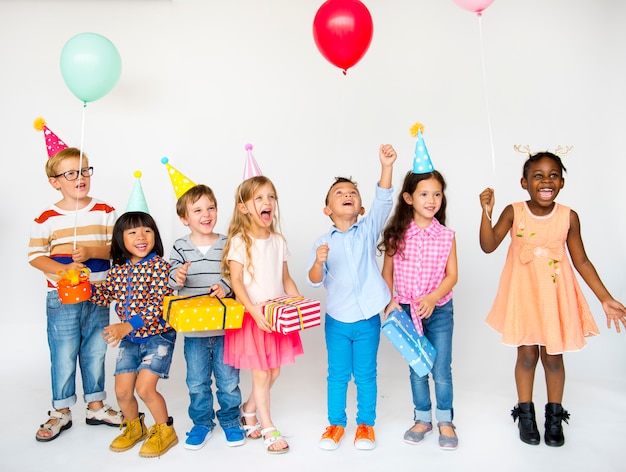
222, 176, 303, 454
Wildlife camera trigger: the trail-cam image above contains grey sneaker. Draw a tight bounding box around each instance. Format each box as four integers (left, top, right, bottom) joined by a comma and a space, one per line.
437, 421, 458, 450
403, 420, 432, 445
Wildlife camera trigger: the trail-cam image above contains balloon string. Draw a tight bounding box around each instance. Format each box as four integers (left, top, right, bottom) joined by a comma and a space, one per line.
478, 15, 496, 176
73, 102, 88, 250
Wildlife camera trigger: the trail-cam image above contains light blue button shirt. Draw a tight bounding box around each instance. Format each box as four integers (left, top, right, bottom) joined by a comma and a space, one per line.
307, 183, 393, 323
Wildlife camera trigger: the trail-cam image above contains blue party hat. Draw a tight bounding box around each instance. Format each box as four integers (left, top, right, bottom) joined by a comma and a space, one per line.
125, 170, 150, 213
410, 123, 434, 174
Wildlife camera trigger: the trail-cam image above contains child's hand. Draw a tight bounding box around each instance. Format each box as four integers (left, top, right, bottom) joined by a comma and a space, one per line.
175, 262, 191, 285
71, 246, 89, 264
315, 242, 329, 264
479, 187, 495, 217
383, 300, 402, 320
65, 261, 86, 271
249, 304, 272, 333
379, 144, 397, 167
414, 294, 437, 319
103, 322, 132, 348
602, 299, 626, 333
208, 283, 225, 298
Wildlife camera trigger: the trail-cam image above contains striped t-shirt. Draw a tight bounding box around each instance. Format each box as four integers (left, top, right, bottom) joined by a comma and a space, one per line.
28, 198, 116, 290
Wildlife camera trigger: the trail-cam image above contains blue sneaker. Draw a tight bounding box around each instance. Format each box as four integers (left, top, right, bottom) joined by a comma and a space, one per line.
184, 425, 212, 450
223, 426, 246, 447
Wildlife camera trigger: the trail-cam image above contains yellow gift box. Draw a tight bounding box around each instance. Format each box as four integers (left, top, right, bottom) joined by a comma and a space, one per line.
163, 294, 244, 332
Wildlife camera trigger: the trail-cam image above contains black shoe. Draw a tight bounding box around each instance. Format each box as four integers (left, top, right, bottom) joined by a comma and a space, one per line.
511, 402, 540, 445
544, 403, 569, 447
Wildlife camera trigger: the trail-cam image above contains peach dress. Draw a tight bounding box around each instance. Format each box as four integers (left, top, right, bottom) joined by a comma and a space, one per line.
486, 202, 599, 354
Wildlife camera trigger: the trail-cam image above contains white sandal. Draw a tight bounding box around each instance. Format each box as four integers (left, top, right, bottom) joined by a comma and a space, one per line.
240, 406, 261, 439
86, 404, 123, 427
262, 426, 289, 454
36, 410, 72, 442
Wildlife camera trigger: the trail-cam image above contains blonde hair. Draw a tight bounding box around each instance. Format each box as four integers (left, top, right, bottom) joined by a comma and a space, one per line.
45, 147, 89, 178
221, 176, 282, 280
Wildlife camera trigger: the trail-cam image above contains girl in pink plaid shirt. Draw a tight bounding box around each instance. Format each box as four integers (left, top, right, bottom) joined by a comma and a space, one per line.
380, 169, 458, 450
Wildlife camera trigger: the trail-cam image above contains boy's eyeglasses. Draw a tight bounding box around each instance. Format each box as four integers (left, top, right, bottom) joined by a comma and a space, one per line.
53, 167, 94, 181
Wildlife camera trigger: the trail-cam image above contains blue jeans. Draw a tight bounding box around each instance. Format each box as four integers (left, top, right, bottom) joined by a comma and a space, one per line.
46, 291, 109, 410
115, 330, 176, 378
184, 335, 242, 430
401, 300, 454, 423
325, 314, 380, 427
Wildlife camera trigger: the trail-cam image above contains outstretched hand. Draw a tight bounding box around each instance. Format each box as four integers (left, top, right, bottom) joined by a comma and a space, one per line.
602, 299, 626, 333
379, 144, 397, 167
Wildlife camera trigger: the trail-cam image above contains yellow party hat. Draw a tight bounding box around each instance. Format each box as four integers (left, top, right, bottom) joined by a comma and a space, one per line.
161, 157, 196, 199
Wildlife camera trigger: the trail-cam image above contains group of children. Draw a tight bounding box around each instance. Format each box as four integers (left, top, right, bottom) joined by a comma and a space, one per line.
28, 119, 626, 458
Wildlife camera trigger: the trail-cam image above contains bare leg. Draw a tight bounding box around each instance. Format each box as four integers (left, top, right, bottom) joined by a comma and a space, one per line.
515, 345, 540, 402
136, 370, 168, 424
115, 372, 139, 420
252, 367, 288, 452
540, 348, 565, 403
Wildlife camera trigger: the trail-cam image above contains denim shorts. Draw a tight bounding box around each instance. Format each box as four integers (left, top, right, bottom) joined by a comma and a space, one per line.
114, 330, 176, 379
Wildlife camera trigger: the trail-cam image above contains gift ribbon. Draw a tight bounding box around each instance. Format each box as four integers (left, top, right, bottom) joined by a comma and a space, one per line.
56, 267, 90, 286
164, 292, 228, 329
385, 311, 435, 370
264, 297, 305, 332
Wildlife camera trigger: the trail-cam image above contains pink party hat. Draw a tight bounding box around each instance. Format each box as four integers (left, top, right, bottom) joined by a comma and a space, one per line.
242, 143, 262, 180
161, 157, 196, 199
33, 117, 69, 158
410, 123, 434, 174
125, 171, 150, 213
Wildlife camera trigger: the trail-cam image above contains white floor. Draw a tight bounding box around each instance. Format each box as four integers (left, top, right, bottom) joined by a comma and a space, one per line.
2, 321, 624, 472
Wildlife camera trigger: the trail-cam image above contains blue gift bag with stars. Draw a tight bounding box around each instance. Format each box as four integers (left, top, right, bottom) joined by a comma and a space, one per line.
382, 308, 437, 377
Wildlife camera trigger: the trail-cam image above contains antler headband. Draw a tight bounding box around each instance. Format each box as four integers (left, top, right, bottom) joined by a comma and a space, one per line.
513, 145, 574, 157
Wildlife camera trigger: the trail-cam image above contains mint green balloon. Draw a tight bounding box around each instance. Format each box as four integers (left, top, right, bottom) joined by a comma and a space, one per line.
60, 32, 121, 103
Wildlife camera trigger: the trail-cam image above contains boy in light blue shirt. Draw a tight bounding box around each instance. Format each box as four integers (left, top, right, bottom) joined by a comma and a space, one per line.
307, 144, 396, 451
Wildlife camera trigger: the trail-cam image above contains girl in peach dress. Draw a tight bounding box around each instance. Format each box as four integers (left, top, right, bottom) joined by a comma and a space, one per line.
479, 151, 626, 448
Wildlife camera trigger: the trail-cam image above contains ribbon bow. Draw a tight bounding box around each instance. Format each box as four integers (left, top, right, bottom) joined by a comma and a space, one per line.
519, 242, 563, 264
57, 268, 90, 286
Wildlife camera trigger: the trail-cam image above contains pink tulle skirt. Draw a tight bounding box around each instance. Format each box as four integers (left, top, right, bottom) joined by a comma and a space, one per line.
224, 312, 304, 370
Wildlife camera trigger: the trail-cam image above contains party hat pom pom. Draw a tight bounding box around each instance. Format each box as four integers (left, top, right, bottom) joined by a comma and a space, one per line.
161, 157, 169, 165
34, 117, 46, 132
134, 170, 142, 179
245, 143, 253, 151
410, 122, 424, 138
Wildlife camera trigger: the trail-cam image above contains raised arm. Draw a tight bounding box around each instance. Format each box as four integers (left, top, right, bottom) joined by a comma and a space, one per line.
479, 187, 513, 253
379, 144, 397, 189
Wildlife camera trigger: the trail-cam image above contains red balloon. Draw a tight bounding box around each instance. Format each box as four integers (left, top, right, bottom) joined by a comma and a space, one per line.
313, 0, 373, 74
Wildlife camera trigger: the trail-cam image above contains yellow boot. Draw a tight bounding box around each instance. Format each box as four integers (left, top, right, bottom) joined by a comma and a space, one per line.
110, 413, 148, 452
139, 417, 178, 458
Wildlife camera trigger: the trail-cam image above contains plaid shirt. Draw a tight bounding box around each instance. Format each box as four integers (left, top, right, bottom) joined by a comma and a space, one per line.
392, 218, 454, 332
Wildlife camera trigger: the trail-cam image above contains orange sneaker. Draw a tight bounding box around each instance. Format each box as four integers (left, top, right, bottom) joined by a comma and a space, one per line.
319, 425, 345, 451
354, 424, 376, 450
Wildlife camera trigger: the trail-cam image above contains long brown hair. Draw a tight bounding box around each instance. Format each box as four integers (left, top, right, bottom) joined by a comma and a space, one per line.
378, 170, 447, 257
221, 176, 282, 280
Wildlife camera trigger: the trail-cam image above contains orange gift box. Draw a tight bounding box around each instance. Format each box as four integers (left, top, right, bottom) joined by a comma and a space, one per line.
262, 296, 321, 334
163, 294, 245, 332
56, 268, 92, 304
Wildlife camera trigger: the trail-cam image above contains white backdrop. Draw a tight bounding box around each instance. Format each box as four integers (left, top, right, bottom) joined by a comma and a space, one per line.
1, 1, 625, 469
